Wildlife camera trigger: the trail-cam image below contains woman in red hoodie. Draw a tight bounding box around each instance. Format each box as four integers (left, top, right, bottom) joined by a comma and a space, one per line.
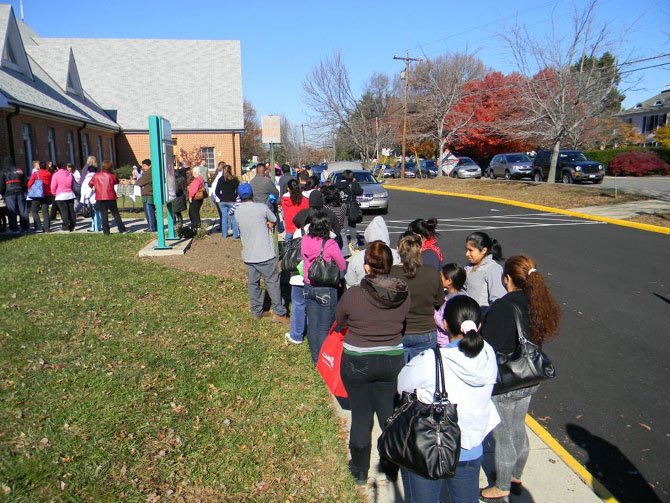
28, 161, 53, 232
281, 179, 309, 241
89, 161, 126, 235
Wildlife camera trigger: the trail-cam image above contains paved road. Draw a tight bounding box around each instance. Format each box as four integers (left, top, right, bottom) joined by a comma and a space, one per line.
362, 190, 670, 502
585, 175, 670, 201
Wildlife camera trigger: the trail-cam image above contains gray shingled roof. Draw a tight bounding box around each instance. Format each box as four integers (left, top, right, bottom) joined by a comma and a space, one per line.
0, 6, 118, 129
34, 38, 244, 132
619, 89, 670, 115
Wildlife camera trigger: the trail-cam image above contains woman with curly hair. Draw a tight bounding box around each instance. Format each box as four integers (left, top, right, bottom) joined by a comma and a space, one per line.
479, 255, 561, 502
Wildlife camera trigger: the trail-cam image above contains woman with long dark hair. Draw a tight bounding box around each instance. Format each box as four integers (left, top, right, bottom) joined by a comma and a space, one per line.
280, 178, 308, 241
479, 255, 561, 502
408, 218, 442, 270
336, 241, 411, 485
462, 231, 506, 314
398, 295, 499, 502
215, 164, 240, 238
390, 233, 444, 362
301, 210, 347, 364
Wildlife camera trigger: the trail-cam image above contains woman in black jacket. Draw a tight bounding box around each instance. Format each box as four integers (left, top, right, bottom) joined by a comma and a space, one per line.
479, 255, 561, 502
214, 165, 240, 238
172, 167, 187, 224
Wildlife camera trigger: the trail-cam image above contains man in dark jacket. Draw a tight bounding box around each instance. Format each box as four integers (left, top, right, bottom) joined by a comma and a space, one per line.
249, 165, 278, 207
0, 161, 29, 232
136, 158, 156, 232
335, 169, 363, 245
277, 164, 295, 196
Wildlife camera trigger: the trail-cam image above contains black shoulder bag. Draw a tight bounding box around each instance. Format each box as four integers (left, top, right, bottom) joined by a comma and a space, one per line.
377, 347, 461, 479
280, 236, 302, 273
307, 238, 340, 288
493, 303, 556, 395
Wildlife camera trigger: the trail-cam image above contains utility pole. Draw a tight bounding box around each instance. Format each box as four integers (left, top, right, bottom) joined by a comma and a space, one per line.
393, 51, 421, 178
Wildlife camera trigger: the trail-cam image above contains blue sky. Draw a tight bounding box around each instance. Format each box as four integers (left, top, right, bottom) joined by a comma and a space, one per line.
9, 0, 670, 129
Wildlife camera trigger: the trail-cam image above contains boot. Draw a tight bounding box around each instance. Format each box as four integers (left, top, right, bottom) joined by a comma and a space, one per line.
349, 445, 370, 485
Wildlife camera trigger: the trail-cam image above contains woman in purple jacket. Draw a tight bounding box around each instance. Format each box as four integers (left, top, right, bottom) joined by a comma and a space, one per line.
300, 209, 347, 365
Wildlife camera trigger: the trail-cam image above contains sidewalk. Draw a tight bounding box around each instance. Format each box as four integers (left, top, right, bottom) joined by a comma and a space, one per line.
570, 199, 670, 220
331, 397, 602, 503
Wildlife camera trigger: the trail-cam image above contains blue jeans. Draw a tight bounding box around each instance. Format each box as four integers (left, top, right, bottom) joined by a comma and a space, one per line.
143, 199, 157, 231
402, 330, 437, 363
91, 209, 102, 232
217, 201, 239, 238
5, 193, 29, 231
304, 284, 337, 365
401, 456, 482, 503
289, 285, 306, 342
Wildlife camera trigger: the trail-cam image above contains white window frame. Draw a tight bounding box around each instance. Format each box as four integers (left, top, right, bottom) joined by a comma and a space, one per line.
67, 131, 75, 165
47, 127, 56, 163
83, 133, 90, 158
108, 138, 114, 164
97, 136, 103, 163
22, 124, 33, 172
199, 147, 215, 171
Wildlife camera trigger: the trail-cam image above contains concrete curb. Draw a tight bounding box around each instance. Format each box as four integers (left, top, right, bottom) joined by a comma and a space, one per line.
525, 415, 618, 502
385, 185, 670, 235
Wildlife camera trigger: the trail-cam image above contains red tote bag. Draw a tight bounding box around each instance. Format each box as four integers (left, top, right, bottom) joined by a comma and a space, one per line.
316, 322, 348, 398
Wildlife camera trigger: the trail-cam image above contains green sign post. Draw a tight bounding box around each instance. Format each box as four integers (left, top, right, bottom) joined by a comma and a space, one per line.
148, 115, 177, 250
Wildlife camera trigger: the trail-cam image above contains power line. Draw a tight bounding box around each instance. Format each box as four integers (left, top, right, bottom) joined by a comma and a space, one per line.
620, 62, 670, 74
619, 53, 670, 66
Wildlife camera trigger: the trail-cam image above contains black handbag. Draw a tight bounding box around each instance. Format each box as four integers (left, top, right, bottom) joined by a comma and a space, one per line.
280, 236, 302, 273
307, 238, 340, 287
493, 304, 556, 395
347, 197, 363, 225
377, 347, 461, 480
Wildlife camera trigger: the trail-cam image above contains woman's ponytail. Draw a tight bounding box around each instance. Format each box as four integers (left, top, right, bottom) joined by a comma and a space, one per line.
444, 295, 485, 358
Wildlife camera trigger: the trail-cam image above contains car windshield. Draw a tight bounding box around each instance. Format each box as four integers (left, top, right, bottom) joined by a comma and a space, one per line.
335, 172, 378, 184
506, 154, 531, 163
424, 160, 436, 168
560, 152, 588, 162
458, 158, 476, 165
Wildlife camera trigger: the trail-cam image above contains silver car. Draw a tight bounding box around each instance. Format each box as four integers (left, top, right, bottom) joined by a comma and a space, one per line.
327, 169, 389, 212
449, 157, 482, 179
487, 153, 533, 180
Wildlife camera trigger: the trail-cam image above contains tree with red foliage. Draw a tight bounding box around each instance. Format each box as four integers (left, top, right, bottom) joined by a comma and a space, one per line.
451, 72, 532, 160
609, 151, 669, 176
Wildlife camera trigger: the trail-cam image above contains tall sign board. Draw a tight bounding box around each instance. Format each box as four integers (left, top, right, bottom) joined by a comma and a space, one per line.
149, 115, 177, 250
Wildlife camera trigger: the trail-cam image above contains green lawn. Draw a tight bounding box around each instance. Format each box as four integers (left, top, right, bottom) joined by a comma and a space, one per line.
0, 234, 360, 502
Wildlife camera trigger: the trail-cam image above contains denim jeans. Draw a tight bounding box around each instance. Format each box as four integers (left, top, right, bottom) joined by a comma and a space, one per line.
340, 352, 405, 474
91, 208, 102, 232
401, 456, 482, 503
491, 385, 537, 491
143, 199, 157, 231
402, 330, 437, 363
289, 285, 306, 342
5, 193, 29, 231
304, 284, 337, 365
96, 200, 126, 234
217, 201, 239, 238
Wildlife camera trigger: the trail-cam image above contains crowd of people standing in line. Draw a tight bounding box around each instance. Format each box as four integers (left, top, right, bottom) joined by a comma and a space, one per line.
230, 166, 562, 503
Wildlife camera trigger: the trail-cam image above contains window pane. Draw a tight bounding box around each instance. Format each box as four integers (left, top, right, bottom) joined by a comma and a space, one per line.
200, 147, 215, 171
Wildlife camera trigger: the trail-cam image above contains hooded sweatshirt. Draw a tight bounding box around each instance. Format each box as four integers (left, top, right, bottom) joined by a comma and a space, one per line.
345, 216, 402, 287
336, 275, 411, 350
397, 340, 500, 453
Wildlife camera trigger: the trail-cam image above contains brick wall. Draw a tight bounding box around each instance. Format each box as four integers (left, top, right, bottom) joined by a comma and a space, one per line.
117, 131, 242, 175
0, 111, 9, 166
7, 113, 116, 170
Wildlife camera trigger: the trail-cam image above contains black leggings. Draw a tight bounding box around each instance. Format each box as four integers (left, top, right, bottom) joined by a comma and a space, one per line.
56, 199, 76, 231
31, 196, 54, 231
189, 199, 203, 230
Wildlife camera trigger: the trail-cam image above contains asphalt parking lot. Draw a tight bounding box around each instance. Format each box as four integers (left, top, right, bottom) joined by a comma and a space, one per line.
360, 189, 670, 501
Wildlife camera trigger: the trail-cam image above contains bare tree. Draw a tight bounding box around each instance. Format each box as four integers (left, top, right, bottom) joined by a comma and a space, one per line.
410, 53, 486, 160
241, 100, 265, 162
303, 52, 396, 163
502, 0, 622, 183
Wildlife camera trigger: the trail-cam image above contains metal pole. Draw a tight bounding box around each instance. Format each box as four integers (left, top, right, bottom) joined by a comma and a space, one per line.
393, 52, 421, 179
269, 142, 278, 256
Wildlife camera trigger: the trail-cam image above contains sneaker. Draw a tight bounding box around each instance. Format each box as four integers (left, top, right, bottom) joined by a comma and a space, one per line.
271, 314, 290, 324
284, 332, 303, 344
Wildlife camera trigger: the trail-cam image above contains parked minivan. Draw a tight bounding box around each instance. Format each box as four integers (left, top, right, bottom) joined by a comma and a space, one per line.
532, 150, 605, 184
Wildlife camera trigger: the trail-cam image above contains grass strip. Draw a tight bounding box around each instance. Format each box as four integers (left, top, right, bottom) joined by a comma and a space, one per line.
0, 234, 360, 502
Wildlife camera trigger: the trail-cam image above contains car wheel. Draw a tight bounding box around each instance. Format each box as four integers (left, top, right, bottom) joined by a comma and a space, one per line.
490, 170, 496, 179
562, 172, 573, 184
533, 172, 543, 182
504, 170, 511, 180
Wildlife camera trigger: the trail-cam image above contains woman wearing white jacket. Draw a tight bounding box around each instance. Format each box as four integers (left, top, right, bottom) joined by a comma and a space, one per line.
80, 168, 101, 232
397, 295, 500, 503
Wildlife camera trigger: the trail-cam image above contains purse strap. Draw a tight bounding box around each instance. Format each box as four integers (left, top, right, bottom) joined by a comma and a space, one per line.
318, 237, 327, 259
432, 346, 449, 402
510, 303, 530, 351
